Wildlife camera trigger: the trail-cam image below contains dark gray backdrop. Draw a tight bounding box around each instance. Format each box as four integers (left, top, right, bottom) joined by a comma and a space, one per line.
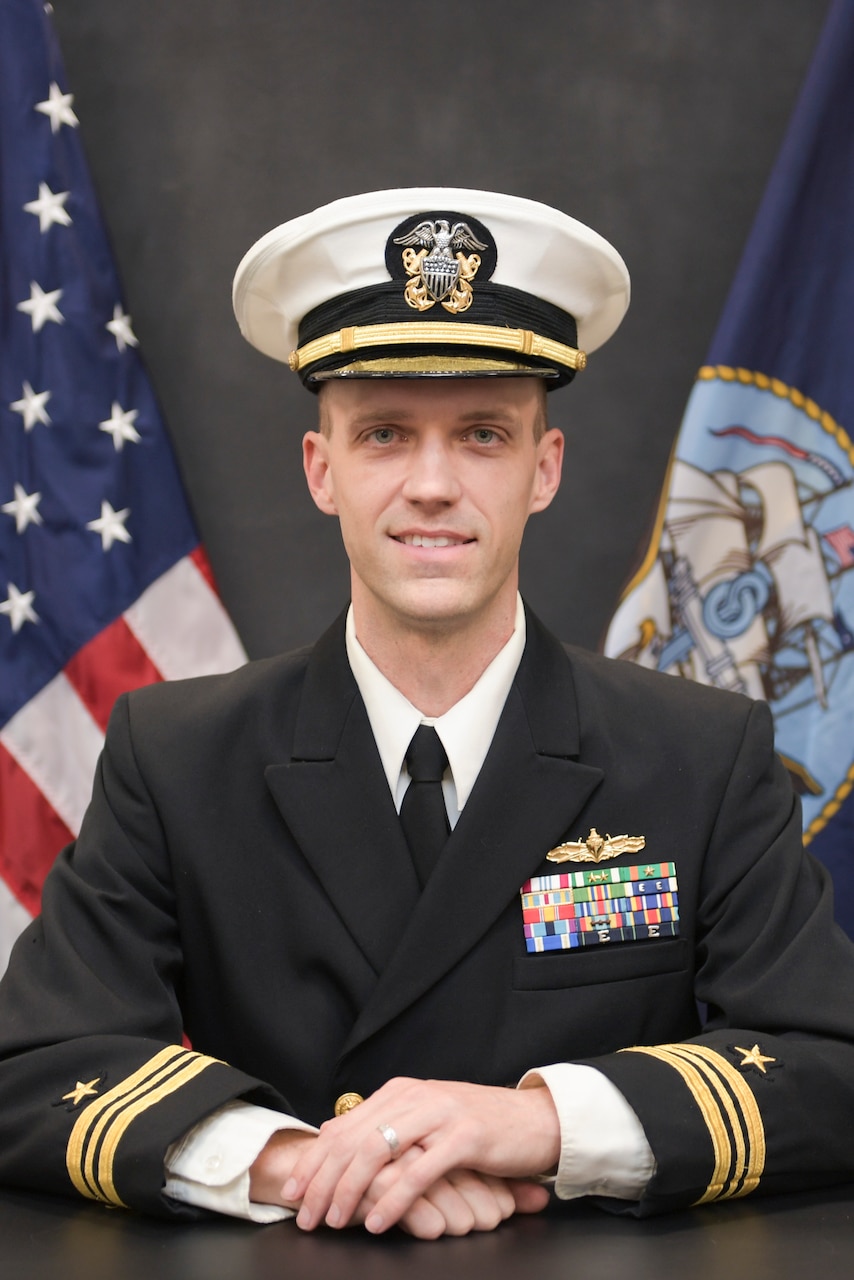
51, 0, 829, 656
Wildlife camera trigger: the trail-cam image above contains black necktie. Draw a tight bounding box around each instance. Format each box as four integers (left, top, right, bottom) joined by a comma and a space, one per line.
400, 725, 450, 887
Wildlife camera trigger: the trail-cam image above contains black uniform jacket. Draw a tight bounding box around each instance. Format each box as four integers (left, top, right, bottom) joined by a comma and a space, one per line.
1, 609, 854, 1219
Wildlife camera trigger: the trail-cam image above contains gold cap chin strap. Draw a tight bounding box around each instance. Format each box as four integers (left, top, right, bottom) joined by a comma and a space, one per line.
288, 320, 587, 375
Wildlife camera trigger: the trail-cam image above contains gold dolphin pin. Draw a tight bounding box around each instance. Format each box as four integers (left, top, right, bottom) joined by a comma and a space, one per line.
547, 827, 646, 864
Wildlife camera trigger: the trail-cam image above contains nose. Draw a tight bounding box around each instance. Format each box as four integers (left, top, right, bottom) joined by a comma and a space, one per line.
401, 437, 462, 506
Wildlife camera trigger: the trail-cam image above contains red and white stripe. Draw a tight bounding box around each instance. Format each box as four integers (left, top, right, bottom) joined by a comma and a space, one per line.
0, 548, 246, 974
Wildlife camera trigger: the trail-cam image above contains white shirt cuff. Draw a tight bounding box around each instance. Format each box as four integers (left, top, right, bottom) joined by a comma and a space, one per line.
518, 1063, 655, 1201
164, 1101, 317, 1223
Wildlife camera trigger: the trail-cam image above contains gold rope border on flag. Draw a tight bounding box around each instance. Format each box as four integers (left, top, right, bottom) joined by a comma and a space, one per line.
698, 365, 854, 461
804, 764, 854, 843
614, 364, 854, 847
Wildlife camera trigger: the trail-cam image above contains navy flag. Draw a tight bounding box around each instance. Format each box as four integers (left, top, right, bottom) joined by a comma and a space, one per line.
0, 0, 246, 970
605, 0, 854, 933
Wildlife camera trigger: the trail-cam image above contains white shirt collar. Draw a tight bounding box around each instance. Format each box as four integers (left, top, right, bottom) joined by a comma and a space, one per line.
345, 595, 526, 817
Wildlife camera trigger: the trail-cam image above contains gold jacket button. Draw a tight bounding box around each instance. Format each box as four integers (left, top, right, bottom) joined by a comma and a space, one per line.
334, 1092, 364, 1116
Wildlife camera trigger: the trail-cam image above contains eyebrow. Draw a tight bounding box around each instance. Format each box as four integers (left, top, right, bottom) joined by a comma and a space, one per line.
456, 408, 521, 424
345, 406, 522, 428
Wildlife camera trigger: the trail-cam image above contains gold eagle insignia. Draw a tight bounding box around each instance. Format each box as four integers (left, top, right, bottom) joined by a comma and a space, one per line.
546, 827, 646, 864
393, 219, 488, 314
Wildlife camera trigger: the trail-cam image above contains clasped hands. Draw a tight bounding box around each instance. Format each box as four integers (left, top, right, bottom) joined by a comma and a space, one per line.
249, 1078, 560, 1239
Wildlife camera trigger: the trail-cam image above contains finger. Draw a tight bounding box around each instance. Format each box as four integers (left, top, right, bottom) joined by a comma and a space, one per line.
395, 1196, 448, 1240
303, 1126, 416, 1230
284, 1112, 358, 1199
287, 1095, 420, 1225
391, 1171, 517, 1238
361, 1142, 483, 1234
442, 1169, 515, 1232
351, 1159, 449, 1240
506, 1179, 552, 1214
463, 1171, 518, 1224
404, 1177, 478, 1239
286, 1119, 383, 1228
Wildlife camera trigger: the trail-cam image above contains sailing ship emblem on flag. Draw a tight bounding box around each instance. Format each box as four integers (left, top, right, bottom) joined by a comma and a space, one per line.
605, 366, 854, 835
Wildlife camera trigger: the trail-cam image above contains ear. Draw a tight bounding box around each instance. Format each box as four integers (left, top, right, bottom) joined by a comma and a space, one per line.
528, 427, 564, 514
302, 431, 338, 516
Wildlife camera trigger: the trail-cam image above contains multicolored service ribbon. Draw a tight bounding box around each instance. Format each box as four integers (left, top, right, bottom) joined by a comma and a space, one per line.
520, 862, 679, 951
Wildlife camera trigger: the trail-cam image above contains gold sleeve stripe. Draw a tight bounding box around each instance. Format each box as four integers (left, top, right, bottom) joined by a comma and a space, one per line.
621, 1044, 766, 1204
95, 1055, 218, 1206
288, 321, 588, 374
66, 1046, 221, 1207
67, 1046, 189, 1202
623, 1046, 732, 1201
673, 1044, 766, 1198
665, 1047, 749, 1203
81, 1050, 198, 1205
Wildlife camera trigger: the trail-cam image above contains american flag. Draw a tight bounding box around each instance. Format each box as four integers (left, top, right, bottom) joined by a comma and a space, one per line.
0, 0, 247, 971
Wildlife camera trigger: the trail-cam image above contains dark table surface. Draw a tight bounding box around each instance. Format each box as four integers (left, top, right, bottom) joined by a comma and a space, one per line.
5, 1177, 854, 1280
3, 1183, 854, 1280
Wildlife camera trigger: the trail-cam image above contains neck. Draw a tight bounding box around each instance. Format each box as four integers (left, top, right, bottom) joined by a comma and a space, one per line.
352, 595, 519, 717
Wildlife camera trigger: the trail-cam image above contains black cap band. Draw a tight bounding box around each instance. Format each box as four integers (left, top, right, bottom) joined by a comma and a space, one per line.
295, 280, 580, 388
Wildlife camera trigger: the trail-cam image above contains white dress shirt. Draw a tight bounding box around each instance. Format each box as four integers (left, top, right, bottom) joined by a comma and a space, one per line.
165, 598, 654, 1219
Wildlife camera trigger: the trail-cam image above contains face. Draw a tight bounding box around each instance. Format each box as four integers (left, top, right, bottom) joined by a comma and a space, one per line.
302, 378, 564, 638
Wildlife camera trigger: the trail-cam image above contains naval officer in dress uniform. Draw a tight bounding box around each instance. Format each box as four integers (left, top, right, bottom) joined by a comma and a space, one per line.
2, 189, 854, 1238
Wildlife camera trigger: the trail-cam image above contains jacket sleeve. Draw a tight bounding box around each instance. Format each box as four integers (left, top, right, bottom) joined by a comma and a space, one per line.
580, 697, 854, 1215
0, 693, 291, 1219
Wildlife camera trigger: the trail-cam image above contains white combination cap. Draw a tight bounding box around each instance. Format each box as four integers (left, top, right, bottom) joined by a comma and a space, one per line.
233, 187, 630, 390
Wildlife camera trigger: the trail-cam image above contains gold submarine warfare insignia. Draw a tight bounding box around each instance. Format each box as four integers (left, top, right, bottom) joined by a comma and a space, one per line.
546, 827, 647, 864
393, 219, 488, 314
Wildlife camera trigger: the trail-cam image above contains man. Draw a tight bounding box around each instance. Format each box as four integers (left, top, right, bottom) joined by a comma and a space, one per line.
1, 188, 854, 1237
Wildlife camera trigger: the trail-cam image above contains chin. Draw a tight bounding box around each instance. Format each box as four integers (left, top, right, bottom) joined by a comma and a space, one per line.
387, 585, 487, 629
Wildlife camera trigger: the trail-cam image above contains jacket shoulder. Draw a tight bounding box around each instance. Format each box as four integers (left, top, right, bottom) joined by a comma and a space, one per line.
112, 644, 315, 760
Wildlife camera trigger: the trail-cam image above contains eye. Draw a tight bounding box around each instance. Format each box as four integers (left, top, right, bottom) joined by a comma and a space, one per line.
469, 427, 498, 444
369, 427, 398, 444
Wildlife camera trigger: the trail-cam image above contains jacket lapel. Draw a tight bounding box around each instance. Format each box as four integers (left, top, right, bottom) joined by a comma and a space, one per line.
338, 610, 604, 1057
264, 616, 420, 975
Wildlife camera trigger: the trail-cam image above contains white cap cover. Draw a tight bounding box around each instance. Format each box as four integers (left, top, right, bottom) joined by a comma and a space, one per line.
233, 188, 630, 388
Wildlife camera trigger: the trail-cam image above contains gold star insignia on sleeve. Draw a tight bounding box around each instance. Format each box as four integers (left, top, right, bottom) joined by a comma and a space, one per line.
62, 1078, 101, 1106
734, 1044, 776, 1074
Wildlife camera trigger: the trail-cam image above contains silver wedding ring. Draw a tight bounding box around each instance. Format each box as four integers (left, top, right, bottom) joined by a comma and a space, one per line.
377, 1122, 401, 1159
